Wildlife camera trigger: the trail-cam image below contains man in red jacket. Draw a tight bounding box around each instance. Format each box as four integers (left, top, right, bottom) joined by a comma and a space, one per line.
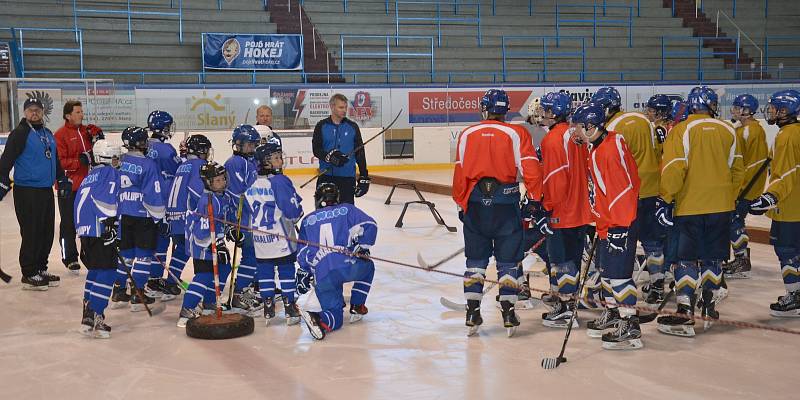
54, 100, 103, 273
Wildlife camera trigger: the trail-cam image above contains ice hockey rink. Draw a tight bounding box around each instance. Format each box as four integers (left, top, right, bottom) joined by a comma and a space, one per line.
0, 168, 797, 400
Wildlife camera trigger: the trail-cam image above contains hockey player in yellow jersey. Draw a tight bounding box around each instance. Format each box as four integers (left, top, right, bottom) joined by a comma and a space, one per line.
655, 86, 744, 337
724, 94, 769, 279
592, 87, 665, 305
748, 89, 800, 318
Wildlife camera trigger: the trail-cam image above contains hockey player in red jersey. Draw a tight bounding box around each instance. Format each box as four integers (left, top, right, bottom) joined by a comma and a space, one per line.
538, 91, 592, 328
572, 103, 643, 350
452, 89, 543, 337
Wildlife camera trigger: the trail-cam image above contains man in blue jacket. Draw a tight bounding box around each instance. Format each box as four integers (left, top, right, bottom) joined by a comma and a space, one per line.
312, 93, 370, 204
0, 98, 71, 290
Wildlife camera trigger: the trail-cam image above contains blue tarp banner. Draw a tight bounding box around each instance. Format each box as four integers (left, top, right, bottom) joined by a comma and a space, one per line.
203, 34, 303, 71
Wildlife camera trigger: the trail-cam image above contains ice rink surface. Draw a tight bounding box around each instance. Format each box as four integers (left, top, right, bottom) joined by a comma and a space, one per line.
0, 174, 798, 400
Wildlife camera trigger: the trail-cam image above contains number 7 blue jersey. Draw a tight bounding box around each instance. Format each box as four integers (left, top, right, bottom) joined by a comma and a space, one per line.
245, 174, 304, 259
297, 203, 377, 281
166, 158, 206, 234
74, 165, 120, 238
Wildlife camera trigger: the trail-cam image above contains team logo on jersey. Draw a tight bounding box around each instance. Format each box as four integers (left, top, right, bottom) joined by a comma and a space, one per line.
348, 91, 375, 122
221, 38, 241, 65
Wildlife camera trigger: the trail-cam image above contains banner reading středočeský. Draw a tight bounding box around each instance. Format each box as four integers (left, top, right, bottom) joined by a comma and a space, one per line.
203, 34, 303, 71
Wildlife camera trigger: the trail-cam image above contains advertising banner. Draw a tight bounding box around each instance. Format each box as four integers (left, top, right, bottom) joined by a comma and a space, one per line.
202, 34, 303, 71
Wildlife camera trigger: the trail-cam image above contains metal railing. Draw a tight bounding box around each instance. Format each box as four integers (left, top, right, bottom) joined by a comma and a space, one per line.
556, 4, 633, 48
716, 9, 763, 79
10, 28, 85, 78
661, 36, 738, 81
339, 35, 435, 83
671, 0, 771, 17
73, 0, 184, 44
395, 1, 481, 47
764, 35, 800, 69
502, 36, 586, 82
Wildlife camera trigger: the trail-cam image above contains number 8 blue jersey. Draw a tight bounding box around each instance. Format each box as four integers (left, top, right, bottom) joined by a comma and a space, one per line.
74, 165, 121, 238
119, 153, 166, 220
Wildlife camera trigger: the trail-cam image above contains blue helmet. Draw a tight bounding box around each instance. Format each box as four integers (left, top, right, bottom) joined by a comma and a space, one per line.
121, 126, 149, 152
571, 103, 606, 128
687, 86, 718, 115
254, 137, 283, 175
147, 110, 174, 138
767, 89, 800, 117
732, 94, 759, 115
480, 89, 510, 115
646, 94, 672, 116
540, 91, 573, 119
669, 101, 689, 123
231, 124, 261, 155
590, 87, 622, 111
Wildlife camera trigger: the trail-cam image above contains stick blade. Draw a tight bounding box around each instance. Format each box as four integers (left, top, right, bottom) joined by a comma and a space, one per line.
541, 357, 565, 370
440, 297, 466, 311
0, 270, 11, 283
417, 252, 431, 269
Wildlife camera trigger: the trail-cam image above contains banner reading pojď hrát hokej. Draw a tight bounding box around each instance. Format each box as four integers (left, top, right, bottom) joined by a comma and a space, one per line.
203, 34, 304, 71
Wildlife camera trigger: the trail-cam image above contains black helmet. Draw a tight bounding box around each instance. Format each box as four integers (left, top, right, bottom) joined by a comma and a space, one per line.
186, 134, 212, 158
121, 126, 149, 152
200, 161, 227, 193
315, 182, 340, 209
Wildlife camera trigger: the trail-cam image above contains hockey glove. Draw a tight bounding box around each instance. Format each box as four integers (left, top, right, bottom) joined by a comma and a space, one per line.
158, 219, 171, 237
324, 149, 349, 167
225, 226, 245, 246
655, 126, 667, 144
735, 199, 751, 219
216, 239, 231, 265
353, 244, 371, 258
79, 151, 93, 166
354, 175, 371, 198
295, 268, 314, 295
0, 176, 11, 202
101, 217, 118, 246
607, 227, 629, 255
535, 211, 554, 236
86, 124, 105, 144
56, 176, 73, 199
520, 196, 542, 221
655, 197, 674, 227
749, 192, 778, 215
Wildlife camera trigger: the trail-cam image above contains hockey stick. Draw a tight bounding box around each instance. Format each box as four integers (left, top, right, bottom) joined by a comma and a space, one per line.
152, 254, 188, 292
0, 267, 10, 284
541, 236, 598, 370
113, 247, 153, 317
638, 281, 676, 324
417, 246, 464, 270
739, 157, 772, 203
225, 195, 245, 308
299, 109, 403, 189
207, 195, 224, 319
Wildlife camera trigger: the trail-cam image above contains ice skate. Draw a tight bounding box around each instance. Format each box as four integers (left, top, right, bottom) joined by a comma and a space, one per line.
349, 303, 368, 324
40, 270, 60, 287
723, 249, 751, 279
300, 310, 326, 340
465, 299, 482, 336
500, 300, 520, 337
202, 302, 233, 315
700, 289, 719, 331
80, 300, 94, 336
232, 290, 264, 317
21, 274, 49, 291
657, 304, 696, 337
263, 297, 276, 326
542, 299, 577, 328
177, 306, 202, 328
92, 313, 111, 339
770, 291, 800, 318
586, 307, 621, 338
146, 278, 175, 301
66, 261, 81, 275
644, 280, 665, 306
110, 283, 131, 309
602, 316, 643, 350
130, 291, 156, 312
284, 297, 301, 325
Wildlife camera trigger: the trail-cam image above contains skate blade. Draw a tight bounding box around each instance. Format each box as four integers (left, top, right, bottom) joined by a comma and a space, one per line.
68, 270, 80, 276
349, 314, 364, 324
770, 309, 800, 318
542, 318, 578, 329
158, 294, 177, 302
725, 271, 751, 279
300, 311, 324, 340
466, 325, 480, 337
286, 316, 300, 326
92, 330, 111, 339
586, 328, 608, 338
495, 299, 542, 310
602, 338, 643, 350
234, 308, 263, 318
110, 301, 129, 310
506, 326, 516, 338
79, 325, 93, 336
264, 317, 274, 327
657, 324, 695, 337
176, 317, 190, 328
22, 285, 48, 291
48, 281, 60, 287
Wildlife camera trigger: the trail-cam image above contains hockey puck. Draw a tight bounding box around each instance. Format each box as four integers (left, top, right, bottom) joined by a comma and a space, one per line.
185, 313, 254, 340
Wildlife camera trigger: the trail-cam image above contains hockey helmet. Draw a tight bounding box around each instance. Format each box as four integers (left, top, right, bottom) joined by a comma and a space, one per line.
646, 94, 672, 121
687, 86, 719, 115
591, 87, 622, 112
147, 110, 174, 139
186, 134, 213, 160
315, 182, 340, 209
540, 92, 573, 120
254, 137, 284, 175
765, 89, 800, 125
480, 89, 510, 115
669, 101, 690, 123
92, 139, 124, 167
231, 124, 261, 156
121, 126, 149, 152
200, 161, 228, 193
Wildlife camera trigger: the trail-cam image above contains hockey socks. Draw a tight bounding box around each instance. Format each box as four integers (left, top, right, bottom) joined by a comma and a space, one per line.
130, 257, 152, 290
166, 236, 189, 285
84, 270, 98, 302
87, 270, 116, 316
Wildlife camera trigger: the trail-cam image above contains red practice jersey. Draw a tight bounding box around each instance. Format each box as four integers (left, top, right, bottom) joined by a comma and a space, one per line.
452, 120, 542, 212
588, 131, 640, 238
540, 122, 592, 229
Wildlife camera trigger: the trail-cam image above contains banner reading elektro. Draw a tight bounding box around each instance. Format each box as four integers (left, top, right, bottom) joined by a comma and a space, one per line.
202, 33, 303, 71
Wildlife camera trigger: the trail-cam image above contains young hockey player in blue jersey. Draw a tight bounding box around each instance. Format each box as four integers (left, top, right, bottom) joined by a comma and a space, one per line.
76, 139, 123, 338
177, 162, 237, 327
145, 110, 182, 300
245, 138, 305, 325
297, 183, 377, 340
163, 134, 213, 294
225, 125, 262, 314
118, 126, 167, 312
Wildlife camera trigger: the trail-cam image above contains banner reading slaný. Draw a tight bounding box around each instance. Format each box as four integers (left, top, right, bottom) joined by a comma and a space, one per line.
203, 34, 303, 71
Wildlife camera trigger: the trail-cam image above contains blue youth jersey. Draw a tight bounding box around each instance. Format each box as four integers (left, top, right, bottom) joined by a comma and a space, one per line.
297, 203, 377, 281
166, 157, 206, 234
245, 174, 304, 259
74, 165, 120, 238
119, 153, 166, 220
185, 191, 237, 261
224, 154, 258, 224
147, 139, 180, 203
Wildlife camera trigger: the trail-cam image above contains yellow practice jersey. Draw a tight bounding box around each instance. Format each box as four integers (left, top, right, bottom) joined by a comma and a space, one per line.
736, 119, 769, 201
766, 122, 800, 222
660, 114, 744, 216
607, 111, 661, 198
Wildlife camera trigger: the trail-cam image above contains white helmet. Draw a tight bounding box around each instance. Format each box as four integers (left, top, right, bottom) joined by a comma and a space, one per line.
527, 97, 544, 125
254, 124, 276, 145
93, 139, 124, 165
